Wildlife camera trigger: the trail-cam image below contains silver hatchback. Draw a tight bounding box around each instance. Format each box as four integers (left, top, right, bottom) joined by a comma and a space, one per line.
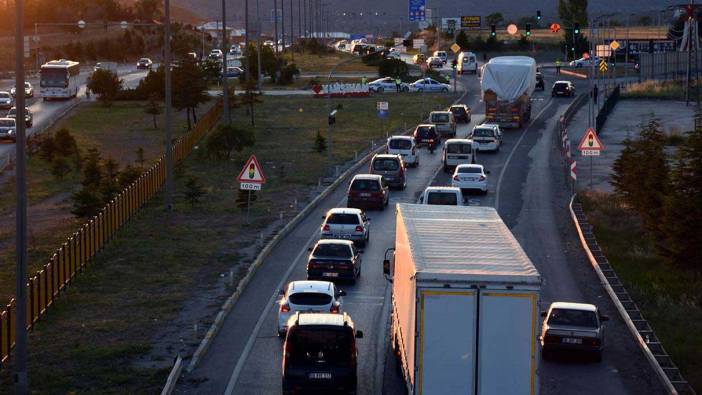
320, 208, 370, 246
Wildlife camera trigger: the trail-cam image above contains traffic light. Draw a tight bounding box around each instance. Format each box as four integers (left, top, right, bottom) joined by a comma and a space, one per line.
536, 10, 541, 21
574, 23, 580, 35
526, 23, 531, 36
490, 24, 496, 37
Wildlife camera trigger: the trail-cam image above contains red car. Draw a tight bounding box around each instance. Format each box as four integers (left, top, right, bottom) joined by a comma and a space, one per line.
347, 174, 389, 210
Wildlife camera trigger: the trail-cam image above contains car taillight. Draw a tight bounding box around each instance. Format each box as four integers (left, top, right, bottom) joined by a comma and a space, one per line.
280, 302, 290, 313
453, 175, 460, 181
511, 107, 519, 113
355, 226, 364, 232
583, 338, 601, 347
323, 224, 330, 231
479, 175, 486, 181
428, 139, 434, 143
330, 302, 340, 314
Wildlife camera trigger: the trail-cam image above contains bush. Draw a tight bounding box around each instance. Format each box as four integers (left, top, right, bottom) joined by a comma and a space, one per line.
87, 69, 122, 106
314, 130, 327, 153
378, 58, 409, 78
278, 63, 300, 85
50, 157, 71, 179
184, 176, 206, 207
206, 124, 256, 160
71, 187, 104, 217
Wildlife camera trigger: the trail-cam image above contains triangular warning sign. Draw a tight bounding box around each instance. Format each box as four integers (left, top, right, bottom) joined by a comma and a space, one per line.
237, 154, 266, 183
578, 128, 605, 151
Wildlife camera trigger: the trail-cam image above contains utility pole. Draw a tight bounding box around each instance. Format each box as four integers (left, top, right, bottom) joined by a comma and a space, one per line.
290, 0, 295, 58
164, 0, 174, 211
281, 0, 286, 51
298, 0, 302, 40
14, 0, 29, 390
245, 0, 250, 82
273, 0, 279, 55
257, 0, 263, 91
222, 0, 231, 124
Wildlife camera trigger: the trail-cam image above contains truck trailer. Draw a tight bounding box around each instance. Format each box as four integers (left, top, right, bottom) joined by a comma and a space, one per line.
383, 204, 542, 395
480, 56, 537, 128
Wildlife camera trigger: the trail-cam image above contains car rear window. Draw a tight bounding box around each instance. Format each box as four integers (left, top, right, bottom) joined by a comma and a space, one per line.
288, 292, 333, 306
0, 93, 9, 99
457, 166, 481, 174
0, 119, 14, 127
472, 128, 494, 138
388, 139, 412, 150
351, 179, 380, 191
373, 158, 400, 171
426, 192, 458, 205
548, 309, 598, 328
313, 243, 352, 258
286, 327, 353, 367
327, 213, 360, 225
431, 113, 449, 123
554, 83, 569, 90
416, 126, 434, 138
450, 107, 466, 115
446, 143, 472, 154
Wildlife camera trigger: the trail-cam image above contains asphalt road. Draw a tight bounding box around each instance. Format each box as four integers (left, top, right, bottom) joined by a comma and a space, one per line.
181, 70, 664, 394
0, 64, 149, 168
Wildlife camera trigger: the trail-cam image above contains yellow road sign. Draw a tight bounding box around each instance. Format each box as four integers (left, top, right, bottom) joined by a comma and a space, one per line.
609, 40, 620, 51
450, 43, 461, 53
599, 59, 608, 73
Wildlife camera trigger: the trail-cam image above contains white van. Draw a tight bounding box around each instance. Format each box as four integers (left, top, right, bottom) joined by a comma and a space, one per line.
418, 186, 464, 206
442, 138, 477, 172
433, 50, 448, 64
386, 136, 419, 167
457, 51, 478, 74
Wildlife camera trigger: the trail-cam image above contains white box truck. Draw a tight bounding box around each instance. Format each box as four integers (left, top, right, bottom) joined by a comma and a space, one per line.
383, 204, 541, 395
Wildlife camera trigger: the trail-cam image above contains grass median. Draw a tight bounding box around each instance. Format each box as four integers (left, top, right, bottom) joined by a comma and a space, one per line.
0, 92, 458, 392
580, 191, 702, 392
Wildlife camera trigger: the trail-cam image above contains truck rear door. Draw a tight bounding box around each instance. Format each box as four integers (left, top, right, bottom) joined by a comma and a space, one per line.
477, 291, 538, 395
417, 290, 477, 395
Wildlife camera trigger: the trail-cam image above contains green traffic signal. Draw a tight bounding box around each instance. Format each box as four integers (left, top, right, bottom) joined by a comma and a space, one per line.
526, 23, 531, 36
574, 23, 580, 35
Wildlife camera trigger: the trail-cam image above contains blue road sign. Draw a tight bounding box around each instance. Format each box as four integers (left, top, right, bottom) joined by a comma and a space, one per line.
377, 110, 389, 119
408, 0, 426, 22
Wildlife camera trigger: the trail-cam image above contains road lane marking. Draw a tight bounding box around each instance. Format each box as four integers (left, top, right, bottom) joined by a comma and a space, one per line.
495, 98, 554, 212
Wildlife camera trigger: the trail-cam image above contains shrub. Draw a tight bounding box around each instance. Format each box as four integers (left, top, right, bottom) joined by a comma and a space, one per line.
184, 176, 206, 207
278, 63, 300, 85
87, 69, 122, 106
378, 58, 409, 78
314, 130, 327, 153
50, 157, 71, 179
206, 124, 256, 160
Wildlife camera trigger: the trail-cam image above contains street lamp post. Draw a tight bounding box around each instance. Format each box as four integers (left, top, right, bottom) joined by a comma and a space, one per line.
164, 0, 173, 211
222, 0, 231, 124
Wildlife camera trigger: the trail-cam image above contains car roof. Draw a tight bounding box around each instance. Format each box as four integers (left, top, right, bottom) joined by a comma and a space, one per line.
352, 174, 382, 181
327, 207, 362, 216
295, 312, 354, 328
425, 186, 461, 193
554, 80, 571, 84
549, 302, 597, 312
388, 135, 412, 141
450, 104, 467, 108
287, 280, 334, 294
316, 238, 355, 246
373, 153, 401, 160
430, 110, 451, 114
480, 123, 500, 129
0, 117, 15, 121
456, 163, 483, 170
445, 138, 474, 144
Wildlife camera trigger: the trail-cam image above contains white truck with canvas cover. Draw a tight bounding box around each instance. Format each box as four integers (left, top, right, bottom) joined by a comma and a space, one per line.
383, 204, 542, 395
480, 56, 536, 128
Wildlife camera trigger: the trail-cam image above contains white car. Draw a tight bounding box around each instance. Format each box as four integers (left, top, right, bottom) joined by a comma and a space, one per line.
442, 138, 477, 172
0, 117, 16, 142
419, 186, 465, 206
433, 50, 448, 63
427, 56, 444, 69
452, 164, 488, 194
569, 56, 601, 68
277, 280, 345, 336
540, 302, 608, 362
10, 82, 33, 98
410, 78, 450, 93
0, 91, 13, 110
209, 49, 224, 59
386, 135, 418, 167
386, 51, 402, 60
470, 124, 501, 152
320, 208, 370, 246
368, 77, 409, 93
480, 123, 503, 140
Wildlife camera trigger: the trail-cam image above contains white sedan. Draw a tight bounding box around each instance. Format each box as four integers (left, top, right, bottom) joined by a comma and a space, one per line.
451, 164, 489, 194
569, 56, 601, 68
277, 280, 345, 335
368, 77, 409, 93
410, 78, 450, 93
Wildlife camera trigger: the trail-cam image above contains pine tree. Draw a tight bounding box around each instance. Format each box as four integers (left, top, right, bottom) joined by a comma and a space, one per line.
314, 130, 326, 153
144, 93, 162, 129
184, 176, 206, 207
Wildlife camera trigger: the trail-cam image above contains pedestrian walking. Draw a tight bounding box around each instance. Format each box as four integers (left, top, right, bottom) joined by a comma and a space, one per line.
395, 76, 401, 92
361, 76, 367, 86
555, 59, 561, 74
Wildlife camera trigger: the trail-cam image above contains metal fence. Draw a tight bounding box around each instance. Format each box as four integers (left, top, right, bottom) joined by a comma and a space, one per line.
595, 85, 621, 134
0, 100, 223, 366
640, 52, 702, 82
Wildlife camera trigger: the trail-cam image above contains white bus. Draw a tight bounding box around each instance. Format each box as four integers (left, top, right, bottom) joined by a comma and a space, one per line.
40, 59, 81, 100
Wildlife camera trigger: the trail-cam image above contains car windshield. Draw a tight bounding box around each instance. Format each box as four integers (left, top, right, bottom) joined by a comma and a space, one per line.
548, 308, 599, 328
350, 179, 380, 191
286, 327, 353, 367
326, 213, 360, 225
446, 143, 472, 154
0, 119, 15, 127
313, 243, 352, 258
40, 68, 68, 88
457, 166, 481, 174
450, 107, 466, 115
388, 139, 412, 150
431, 113, 450, 123
472, 128, 494, 138
427, 192, 458, 205
373, 158, 400, 171
0, 93, 9, 99
288, 292, 333, 306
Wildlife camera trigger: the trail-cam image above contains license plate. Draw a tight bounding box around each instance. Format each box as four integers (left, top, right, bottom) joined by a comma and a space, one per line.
309, 372, 332, 379
562, 337, 582, 344
323, 272, 339, 277
360, 193, 371, 197
385, 177, 394, 181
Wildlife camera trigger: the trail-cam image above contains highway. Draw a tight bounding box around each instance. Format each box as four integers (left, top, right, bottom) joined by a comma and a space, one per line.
0, 64, 149, 169
181, 70, 665, 394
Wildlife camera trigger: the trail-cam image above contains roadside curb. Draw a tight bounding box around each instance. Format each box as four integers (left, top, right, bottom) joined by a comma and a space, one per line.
181, 89, 469, 381
160, 355, 183, 395
568, 195, 693, 395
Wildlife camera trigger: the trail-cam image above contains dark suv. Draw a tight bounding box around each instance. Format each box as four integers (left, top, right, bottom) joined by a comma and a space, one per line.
347, 174, 389, 210
552, 81, 575, 97
449, 104, 471, 123
283, 312, 363, 395
369, 154, 406, 190
412, 124, 440, 147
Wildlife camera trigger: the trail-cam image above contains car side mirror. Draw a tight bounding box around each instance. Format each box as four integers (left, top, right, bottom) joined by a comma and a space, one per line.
356, 330, 364, 339
486, 170, 491, 174
337, 289, 347, 297
383, 259, 390, 275
540, 311, 548, 317
419, 195, 424, 203
600, 315, 609, 322
322, 215, 326, 219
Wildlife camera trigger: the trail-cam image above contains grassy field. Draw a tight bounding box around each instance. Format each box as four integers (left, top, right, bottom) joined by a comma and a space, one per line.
622, 80, 687, 100
0, 100, 201, 306
284, 51, 378, 73
0, 92, 458, 392
580, 191, 702, 392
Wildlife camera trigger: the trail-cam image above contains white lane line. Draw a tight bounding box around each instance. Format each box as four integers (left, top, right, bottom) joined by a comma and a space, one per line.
223, 193, 347, 395
494, 99, 554, 212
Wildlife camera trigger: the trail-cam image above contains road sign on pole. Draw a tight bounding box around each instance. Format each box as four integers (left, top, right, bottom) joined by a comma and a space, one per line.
450, 43, 461, 54
237, 154, 266, 185
570, 161, 577, 180
598, 59, 608, 73
578, 127, 604, 156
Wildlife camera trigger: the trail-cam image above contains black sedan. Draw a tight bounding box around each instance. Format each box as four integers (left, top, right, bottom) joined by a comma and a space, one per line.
552, 81, 575, 97
306, 240, 362, 284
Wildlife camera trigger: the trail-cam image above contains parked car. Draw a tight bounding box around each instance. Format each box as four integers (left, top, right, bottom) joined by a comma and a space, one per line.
569, 56, 601, 68
386, 135, 418, 167
282, 312, 363, 395
410, 77, 450, 93
0, 91, 13, 110
224, 66, 244, 78
386, 51, 402, 60
430, 110, 456, 138
412, 124, 440, 147
347, 174, 389, 210
7, 107, 32, 128
209, 49, 224, 59
10, 82, 33, 98
451, 164, 489, 194
0, 117, 16, 142
469, 124, 501, 152
369, 154, 406, 190
136, 58, 153, 70
368, 77, 409, 93
320, 208, 370, 246
536, 72, 545, 91
427, 56, 444, 69
552, 81, 575, 97
449, 104, 471, 123
418, 186, 464, 206
442, 138, 477, 172
277, 280, 345, 336
412, 53, 426, 64
540, 302, 608, 362
306, 239, 362, 283
433, 50, 448, 63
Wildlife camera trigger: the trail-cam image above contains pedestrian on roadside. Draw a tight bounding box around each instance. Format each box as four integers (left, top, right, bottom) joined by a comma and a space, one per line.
555, 59, 561, 74
361, 75, 367, 86
395, 76, 401, 92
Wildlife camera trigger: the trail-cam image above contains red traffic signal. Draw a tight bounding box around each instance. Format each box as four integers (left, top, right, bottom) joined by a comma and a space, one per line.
550, 23, 561, 33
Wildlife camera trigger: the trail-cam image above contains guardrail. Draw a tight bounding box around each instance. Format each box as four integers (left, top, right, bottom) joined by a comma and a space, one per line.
595, 84, 621, 133
0, 100, 223, 366
569, 196, 695, 395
